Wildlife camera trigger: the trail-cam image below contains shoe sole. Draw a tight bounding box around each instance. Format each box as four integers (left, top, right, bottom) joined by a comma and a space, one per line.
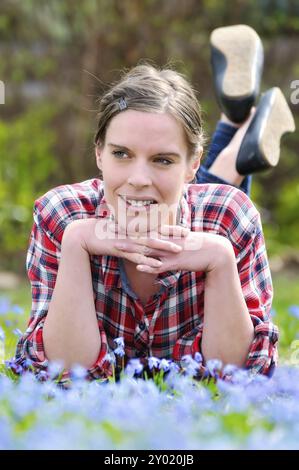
236, 87, 295, 174
259, 87, 295, 166
211, 24, 263, 99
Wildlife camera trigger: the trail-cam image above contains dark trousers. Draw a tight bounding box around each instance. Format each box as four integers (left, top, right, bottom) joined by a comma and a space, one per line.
196, 121, 252, 196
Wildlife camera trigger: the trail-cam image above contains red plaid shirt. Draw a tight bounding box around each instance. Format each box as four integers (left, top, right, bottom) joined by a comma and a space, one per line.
15, 178, 278, 382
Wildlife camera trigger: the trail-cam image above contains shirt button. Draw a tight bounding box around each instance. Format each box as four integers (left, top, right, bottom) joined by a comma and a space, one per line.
139, 321, 146, 330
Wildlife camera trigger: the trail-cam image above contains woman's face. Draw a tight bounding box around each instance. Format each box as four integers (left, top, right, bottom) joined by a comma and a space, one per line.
96, 110, 201, 235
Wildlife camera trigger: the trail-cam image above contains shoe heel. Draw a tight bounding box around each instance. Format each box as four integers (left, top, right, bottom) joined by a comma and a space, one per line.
236, 87, 295, 175
211, 24, 264, 123
259, 87, 295, 167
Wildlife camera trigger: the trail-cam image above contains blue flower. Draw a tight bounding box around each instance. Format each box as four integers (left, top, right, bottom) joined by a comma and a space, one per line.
5, 359, 24, 375
11, 305, 24, 315
0, 326, 5, 341
206, 359, 223, 378
36, 370, 49, 382
114, 337, 125, 357
70, 364, 87, 381
0, 297, 10, 315
288, 305, 299, 319
12, 328, 23, 338
181, 354, 193, 364
48, 360, 65, 379
148, 356, 160, 370
158, 358, 171, 372
114, 337, 124, 348
125, 358, 144, 377
103, 352, 116, 365
222, 363, 239, 376
180, 355, 200, 376
194, 352, 203, 364
114, 346, 125, 357
169, 362, 180, 374
23, 358, 33, 369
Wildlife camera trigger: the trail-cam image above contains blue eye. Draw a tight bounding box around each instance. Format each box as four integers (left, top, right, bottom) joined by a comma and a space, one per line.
155, 158, 173, 165
111, 150, 173, 165
112, 150, 127, 158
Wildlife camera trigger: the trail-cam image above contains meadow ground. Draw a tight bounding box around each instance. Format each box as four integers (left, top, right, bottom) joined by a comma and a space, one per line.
0, 271, 298, 450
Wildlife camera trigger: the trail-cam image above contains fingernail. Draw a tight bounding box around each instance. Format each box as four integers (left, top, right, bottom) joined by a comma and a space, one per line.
115, 243, 126, 250
137, 265, 146, 271
172, 244, 182, 252
153, 260, 162, 266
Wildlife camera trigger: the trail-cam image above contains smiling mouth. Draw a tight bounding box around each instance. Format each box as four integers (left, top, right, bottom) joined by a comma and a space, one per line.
119, 195, 158, 208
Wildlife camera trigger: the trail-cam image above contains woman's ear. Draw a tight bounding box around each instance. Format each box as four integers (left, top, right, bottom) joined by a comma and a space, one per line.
185, 146, 203, 183
95, 144, 102, 171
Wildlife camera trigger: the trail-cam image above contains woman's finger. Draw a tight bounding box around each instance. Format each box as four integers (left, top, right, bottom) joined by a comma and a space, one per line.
120, 251, 163, 268
136, 264, 160, 273
159, 224, 190, 239
115, 239, 182, 254
115, 243, 172, 261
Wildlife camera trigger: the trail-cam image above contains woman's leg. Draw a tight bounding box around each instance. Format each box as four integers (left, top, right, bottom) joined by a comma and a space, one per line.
196, 115, 252, 196
200, 25, 294, 195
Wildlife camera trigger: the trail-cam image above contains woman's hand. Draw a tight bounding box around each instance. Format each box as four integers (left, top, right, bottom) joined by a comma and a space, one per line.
114, 224, 235, 274
62, 219, 189, 270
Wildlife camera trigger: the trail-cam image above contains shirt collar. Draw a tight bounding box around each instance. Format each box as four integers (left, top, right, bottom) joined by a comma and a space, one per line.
177, 184, 192, 230
95, 181, 112, 219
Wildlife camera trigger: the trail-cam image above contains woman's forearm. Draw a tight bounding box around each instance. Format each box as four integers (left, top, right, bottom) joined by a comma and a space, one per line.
43, 225, 101, 370
201, 249, 254, 367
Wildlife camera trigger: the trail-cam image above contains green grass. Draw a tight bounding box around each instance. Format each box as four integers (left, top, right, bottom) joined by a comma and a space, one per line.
1, 272, 299, 365
272, 271, 299, 363
2, 280, 32, 315
0, 280, 31, 361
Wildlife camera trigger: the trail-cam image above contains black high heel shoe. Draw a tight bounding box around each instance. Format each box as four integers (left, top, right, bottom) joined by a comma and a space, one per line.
236, 87, 295, 175
210, 24, 264, 123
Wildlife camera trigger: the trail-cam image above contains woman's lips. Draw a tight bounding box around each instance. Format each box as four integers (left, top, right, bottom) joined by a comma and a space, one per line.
118, 196, 158, 212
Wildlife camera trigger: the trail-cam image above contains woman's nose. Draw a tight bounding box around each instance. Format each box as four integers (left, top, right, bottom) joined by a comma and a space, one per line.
127, 165, 152, 187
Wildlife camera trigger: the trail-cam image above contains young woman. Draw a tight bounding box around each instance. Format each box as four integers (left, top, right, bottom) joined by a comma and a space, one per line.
13, 26, 294, 384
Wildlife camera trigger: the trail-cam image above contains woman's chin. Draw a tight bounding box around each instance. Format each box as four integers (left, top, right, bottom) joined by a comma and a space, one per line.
126, 223, 160, 237
116, 210, 177, 237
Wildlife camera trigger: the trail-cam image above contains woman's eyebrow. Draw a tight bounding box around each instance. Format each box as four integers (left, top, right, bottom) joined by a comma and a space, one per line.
107, 143, 182, 159
107, 143, 132, 151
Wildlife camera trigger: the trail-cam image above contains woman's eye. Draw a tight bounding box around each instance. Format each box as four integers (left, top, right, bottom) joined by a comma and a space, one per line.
112, 151, 172, 165
112, 150, 128, 158
155, 158, 173, 165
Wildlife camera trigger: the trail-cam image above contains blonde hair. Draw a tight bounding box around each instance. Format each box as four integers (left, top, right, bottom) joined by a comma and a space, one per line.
94, 63, 205, 165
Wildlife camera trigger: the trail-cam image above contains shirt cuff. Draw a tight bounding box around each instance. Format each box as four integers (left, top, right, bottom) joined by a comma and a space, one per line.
13, 320, 114, 385
244, 319, 279, 376
173, 319, 279, 379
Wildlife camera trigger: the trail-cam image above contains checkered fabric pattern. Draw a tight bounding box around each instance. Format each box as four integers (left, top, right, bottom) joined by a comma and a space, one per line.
14, 179, 279, 383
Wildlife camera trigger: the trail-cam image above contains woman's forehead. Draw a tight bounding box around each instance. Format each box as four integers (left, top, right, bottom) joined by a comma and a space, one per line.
106, 110, 188, 152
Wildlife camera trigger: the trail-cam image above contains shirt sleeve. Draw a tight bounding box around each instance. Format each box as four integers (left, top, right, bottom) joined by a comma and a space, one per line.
13, 201, 113, 384
236, 212, 279, 376
184, 212, 278, 378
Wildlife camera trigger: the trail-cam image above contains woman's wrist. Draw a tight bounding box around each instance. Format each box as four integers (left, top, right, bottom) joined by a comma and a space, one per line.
62, 219, 95, 253
205, 235, 236, 274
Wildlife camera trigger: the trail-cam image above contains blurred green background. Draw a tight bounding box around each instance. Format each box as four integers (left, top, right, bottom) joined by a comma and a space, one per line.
0, 0, 298, 281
